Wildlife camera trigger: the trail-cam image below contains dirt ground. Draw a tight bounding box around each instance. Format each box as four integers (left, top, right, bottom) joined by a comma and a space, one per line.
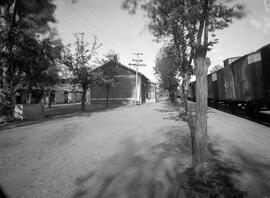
207, 107, 270, 197
0, 101, 269, 198
0, 102, 192, 198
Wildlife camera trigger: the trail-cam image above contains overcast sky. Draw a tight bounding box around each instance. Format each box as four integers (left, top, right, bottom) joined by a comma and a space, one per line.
53, 0, 270, 82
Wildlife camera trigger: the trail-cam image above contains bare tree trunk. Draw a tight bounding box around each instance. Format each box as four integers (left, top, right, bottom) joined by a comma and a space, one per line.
81, 86, 87, 111
48, 89, 52, 108
72, 85, 76, 104
181, 74, 190, 115
170, 90, 175, 103
193, 55, 209, 166
10, 90, 15, 119
7, 0, 17, 120
27, 91, 32, 104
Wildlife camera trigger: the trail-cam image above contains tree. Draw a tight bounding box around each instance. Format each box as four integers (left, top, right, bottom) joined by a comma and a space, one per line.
0, 0, 62, 118
98, 50, 120, 107
154, 44, 179, 103
98, 65, 118, 107
63, 33, 102, 111
122, 0, 245, 167
103, 49, 120, 63
40, 32, 63, 107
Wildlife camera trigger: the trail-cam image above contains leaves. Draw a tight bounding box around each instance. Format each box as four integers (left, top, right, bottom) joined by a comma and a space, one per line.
122, 0, 246, 50
0, 0, 62, 115
154, 43, 179, 91
62, 33, 102, 88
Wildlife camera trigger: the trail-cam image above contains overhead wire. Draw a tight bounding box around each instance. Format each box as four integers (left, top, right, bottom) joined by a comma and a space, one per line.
90, 2, 135, 50
62, 1, 134, 56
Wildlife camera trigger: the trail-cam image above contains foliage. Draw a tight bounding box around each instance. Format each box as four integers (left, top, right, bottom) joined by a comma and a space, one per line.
0, 0, 62, 116
122, 0, 246, 166
62, 33, 102, 110
154, 43, 179, 93
94, 50, 120, 106
103, 49, 120, 63
122, 0, 246, 70
124, 0, 245, 48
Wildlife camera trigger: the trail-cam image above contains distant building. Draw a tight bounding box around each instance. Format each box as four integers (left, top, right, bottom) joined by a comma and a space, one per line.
53, 83, 83, 104
14, 83, 83, 105
90, 60, 156, 105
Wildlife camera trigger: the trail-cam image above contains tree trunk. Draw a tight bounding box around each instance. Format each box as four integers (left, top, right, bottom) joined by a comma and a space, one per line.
193, 55, 209, 166
73, 85, 76, 104
181, 74, 190, 115
28, 91, 32, 104
170, 91, 175, 103
89, 86, 92, 105
106, 85, 110, 107
10, 90, 16, 119
81, 86, 87, 111
7, 0, 17, 120
180, 74, 195, 160
73, 92, 76, 104
48, 89, 52, 108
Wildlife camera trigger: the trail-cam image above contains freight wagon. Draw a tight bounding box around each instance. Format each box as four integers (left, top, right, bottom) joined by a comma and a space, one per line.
188, 43, 270, 113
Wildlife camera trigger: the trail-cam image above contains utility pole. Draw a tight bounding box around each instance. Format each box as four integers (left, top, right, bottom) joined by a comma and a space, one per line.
129, 53, 146, 105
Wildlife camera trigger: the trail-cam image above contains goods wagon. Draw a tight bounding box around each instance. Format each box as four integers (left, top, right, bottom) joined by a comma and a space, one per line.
229, 45, 270, 110
207, 73, 218, 102
216, 69, 225, 101
223, 63, 236, 101
188, 43, 270, 111
260, 44, 270, 107
207, 74, 213, 99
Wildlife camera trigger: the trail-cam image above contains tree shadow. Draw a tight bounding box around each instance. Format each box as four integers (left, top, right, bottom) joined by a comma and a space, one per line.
0, 185, 9, 198
72, 125, 192, 198
154, 101, 215, 122
175, 141, 248, 198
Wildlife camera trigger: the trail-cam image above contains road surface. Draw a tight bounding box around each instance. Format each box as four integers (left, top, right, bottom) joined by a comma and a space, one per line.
0, 102, 191, 198
1, 101, 270, 198
207, 107, 270, 197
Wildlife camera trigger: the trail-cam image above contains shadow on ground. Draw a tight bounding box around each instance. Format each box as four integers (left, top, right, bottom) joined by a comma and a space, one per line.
72, 125, 192, 198
176, 141, 248, 198
0, 104, 125, 132
154, 101, 215, 121
154, 102, 249, 198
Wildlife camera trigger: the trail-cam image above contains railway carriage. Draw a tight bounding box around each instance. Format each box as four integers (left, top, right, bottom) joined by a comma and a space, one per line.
229, 44, 270, 111
216, 69, 225, 102
207, 72, 219, 106
188, 43, 270, 112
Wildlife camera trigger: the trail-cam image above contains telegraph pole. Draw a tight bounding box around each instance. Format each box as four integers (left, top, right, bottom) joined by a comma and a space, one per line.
129, 53, 146, 105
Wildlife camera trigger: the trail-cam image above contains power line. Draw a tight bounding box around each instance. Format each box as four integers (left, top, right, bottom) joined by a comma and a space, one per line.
63, 2, 133, 56
90, 2, 135, 52
55, 7, 102, 45
57, 3, 130, 58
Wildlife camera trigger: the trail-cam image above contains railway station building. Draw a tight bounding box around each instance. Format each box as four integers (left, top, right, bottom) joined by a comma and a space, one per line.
90, 60, 157, 105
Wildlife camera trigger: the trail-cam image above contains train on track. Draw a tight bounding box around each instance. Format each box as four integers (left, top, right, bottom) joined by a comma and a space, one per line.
188, 43, 270, 113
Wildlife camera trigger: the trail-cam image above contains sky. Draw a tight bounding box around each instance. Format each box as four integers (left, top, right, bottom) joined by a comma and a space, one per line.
53, 0, 270, 82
